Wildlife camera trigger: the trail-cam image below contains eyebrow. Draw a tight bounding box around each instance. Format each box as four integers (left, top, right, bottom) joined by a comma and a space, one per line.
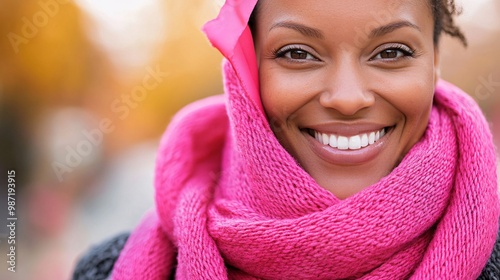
269, 20, 420, 40
270, 21, 324, 39
369, 20, 421, 38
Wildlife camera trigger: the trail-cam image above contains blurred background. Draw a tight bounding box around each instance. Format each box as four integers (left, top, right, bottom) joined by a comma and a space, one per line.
0, 0, 499, 279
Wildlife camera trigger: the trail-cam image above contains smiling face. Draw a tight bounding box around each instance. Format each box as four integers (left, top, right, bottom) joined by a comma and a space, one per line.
254, 0, 439, 199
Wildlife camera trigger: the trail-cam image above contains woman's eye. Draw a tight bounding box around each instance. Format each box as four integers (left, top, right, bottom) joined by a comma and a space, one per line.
287, 49, 314, 60
372, 46, 414, 61
379, 49, 404, 59
275, 47, 318, 61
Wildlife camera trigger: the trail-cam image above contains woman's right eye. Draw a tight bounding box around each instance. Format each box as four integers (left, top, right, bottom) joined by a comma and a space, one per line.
275, 47, 318, 61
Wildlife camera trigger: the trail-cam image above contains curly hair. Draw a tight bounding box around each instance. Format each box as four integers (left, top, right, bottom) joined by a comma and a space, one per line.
249, 0, 467, 47
432, 0, 467, 46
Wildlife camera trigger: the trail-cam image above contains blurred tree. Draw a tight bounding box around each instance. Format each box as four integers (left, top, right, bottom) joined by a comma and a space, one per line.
0, 0, 116, 190
99, 0, 224, 152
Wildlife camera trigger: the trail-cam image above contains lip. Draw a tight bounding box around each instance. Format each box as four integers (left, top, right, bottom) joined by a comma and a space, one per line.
302, 125, 394, 165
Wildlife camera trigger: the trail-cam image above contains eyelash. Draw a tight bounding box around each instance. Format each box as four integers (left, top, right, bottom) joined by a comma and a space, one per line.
272, 43, 416, 62
370, 43, 416, 61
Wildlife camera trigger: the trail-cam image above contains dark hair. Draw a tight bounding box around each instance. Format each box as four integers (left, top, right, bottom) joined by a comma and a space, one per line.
431, 0, 467, 46
248, 0, 467, 47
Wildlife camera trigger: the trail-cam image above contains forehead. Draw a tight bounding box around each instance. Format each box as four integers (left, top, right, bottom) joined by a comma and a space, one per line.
255, 0, 432, 30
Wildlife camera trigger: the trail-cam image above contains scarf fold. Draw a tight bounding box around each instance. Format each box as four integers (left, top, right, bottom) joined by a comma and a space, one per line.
111, 59, 499, 279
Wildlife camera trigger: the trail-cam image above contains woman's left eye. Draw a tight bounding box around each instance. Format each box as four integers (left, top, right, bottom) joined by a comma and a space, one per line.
284, 49, 316, 60
274, 46, 319, 61
371, 45, 415, 61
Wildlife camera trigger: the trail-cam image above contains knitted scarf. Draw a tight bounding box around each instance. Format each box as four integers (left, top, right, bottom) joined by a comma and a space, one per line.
110, 66, 500, 279
111, 1, 499, 279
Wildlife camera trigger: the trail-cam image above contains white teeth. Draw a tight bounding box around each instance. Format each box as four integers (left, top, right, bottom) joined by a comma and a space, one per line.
361, 134, 369, 147
322, 133, 329, 145
348, 135, 361, 149
368, 132, 375, 144
313, 128, 387, 150
329, 134, 337, 148
337, 136, 349, 150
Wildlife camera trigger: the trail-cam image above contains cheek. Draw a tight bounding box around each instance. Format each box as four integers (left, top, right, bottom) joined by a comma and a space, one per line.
402, 72, 435, 123
379, 70, 435, 146
375, 62, 435, 118
260, 71, 287, 136
259, 63, 324, 122
260, 66, 321, 125
392, 83, 433, 117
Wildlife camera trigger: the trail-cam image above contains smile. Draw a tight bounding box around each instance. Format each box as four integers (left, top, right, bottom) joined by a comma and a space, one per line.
312, 128, 387, 150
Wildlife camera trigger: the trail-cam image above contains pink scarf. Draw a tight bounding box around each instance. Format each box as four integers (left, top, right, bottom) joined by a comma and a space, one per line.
112, 1, 499, 279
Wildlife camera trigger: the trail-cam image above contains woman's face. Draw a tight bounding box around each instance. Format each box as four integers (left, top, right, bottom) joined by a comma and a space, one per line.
254, 0, 439, 199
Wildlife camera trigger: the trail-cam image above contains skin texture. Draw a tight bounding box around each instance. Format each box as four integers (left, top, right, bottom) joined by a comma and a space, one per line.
254, 0, 440, 199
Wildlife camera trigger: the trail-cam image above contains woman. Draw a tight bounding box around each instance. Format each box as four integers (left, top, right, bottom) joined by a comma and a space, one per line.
74, 0, 500, 279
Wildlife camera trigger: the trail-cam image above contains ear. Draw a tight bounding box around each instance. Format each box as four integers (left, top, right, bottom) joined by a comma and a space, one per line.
433, 46, 440, 86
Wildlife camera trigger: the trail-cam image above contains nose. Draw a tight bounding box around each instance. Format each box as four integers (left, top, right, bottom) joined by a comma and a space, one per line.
319, 62, 375, 116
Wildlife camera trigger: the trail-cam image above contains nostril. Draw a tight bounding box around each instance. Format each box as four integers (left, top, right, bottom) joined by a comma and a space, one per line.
319, 90, 375, 116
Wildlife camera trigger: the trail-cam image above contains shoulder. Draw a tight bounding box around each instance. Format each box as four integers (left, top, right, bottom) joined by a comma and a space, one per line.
478, 221, 500, 279
72, 232, 130, 280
